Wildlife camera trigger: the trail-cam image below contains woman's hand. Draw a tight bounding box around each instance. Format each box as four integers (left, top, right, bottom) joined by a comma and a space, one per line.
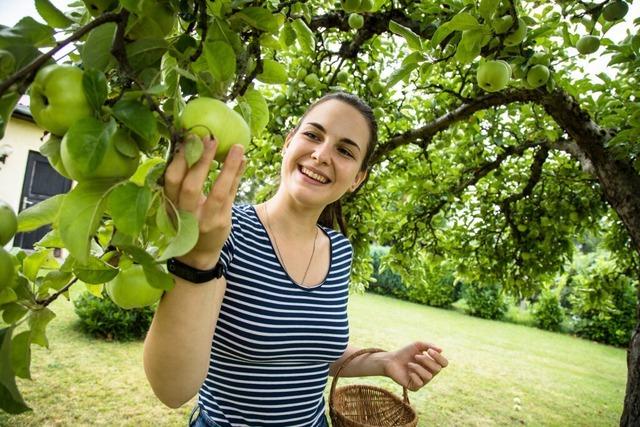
383, 341, 448, 391
163, 136, 246, 270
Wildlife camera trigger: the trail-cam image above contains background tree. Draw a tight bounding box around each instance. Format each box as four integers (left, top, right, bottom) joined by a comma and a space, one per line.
0, 0, 638, 424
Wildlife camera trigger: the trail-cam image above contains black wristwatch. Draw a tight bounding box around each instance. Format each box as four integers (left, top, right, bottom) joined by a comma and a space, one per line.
167, 257, 224, 284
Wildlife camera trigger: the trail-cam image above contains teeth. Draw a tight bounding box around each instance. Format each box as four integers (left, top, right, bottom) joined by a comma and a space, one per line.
301, 167, 328, 183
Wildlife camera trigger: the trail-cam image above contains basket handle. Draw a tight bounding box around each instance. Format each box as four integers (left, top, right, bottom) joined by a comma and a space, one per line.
329, 347, 412, 409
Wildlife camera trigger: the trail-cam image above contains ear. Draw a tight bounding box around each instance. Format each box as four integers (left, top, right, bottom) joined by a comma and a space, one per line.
349, 170, 367, 192
282, 130, 295, 154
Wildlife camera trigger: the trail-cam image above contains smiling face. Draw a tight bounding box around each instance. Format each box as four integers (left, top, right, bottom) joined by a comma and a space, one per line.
280, 99, 370, 208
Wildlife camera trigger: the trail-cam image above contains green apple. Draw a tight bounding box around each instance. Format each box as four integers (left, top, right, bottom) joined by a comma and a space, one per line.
336, 70, 349, 83
341, 0, 361, 13
179, 97, 251, 163
504, 19, 527, 46
304, 73, 321, 88
529, 52, 550, 67
82, 0, 118, 17
348, 13, 364, 30
492, 15, 514, 34
477, 60, 511, 92
526, 64, 550, 88
61, 119, 141, 182
0, 247, 15, 290
602, 1, 628, 22
29, 65, 92, 136
296, 68, 308, 79
0, 200, 17, 246
40, 134, 72, 179
359, 0, 373, 12
106, 264, 163, 309
576, 35, 600, 54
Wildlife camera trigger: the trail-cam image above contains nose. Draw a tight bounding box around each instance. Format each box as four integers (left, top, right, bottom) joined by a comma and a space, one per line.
311, 141, 332, 165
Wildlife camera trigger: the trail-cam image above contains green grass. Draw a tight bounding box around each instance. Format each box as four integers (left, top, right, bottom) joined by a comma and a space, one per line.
1, 292, 626, 426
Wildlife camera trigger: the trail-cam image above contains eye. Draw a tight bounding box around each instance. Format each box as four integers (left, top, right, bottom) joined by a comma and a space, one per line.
338, 147, 354, 158
303, 131, 319, 141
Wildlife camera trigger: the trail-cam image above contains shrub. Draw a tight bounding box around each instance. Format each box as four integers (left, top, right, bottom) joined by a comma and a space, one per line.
73, 292, 156, 341
569, 260, 637, 347
406, 270, 459, 308
464, 283, 508, 320
532, 290, 564, 331
368, 246, 407, 298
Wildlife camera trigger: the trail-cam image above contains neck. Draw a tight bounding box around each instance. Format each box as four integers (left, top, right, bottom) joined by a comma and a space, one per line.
261, 189, 325, 238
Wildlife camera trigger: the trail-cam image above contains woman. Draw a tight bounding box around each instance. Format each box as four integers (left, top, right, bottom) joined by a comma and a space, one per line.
143, 92, 448, 426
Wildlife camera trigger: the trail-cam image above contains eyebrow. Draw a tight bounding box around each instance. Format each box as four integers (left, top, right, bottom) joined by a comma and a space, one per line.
306, 122, 362, 152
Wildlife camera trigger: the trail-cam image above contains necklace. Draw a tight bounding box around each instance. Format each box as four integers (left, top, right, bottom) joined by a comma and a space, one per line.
264, 203, 318, 287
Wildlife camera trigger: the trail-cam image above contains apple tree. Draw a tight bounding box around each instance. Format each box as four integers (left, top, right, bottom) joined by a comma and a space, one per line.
0, 0, 639, 425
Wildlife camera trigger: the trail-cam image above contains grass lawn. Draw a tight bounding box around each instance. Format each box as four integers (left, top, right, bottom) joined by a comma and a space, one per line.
0, 291, 626, 426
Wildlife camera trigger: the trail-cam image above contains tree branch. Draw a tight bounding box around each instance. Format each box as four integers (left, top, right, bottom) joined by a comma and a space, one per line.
0, 11, 123, 97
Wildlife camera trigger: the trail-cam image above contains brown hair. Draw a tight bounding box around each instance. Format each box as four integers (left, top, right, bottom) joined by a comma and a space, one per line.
290, 92, 378, 237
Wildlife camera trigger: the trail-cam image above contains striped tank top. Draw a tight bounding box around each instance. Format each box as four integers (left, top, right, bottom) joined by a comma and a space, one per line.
197, 204, 352, 426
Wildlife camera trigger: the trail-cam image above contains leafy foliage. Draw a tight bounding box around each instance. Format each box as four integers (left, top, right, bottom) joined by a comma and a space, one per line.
464, 282, 508, 320
532, 289, 564, 332
73, 292, 155, 341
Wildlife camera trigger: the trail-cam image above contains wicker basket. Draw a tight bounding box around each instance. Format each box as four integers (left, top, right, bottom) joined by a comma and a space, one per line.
329, 348, 418, 427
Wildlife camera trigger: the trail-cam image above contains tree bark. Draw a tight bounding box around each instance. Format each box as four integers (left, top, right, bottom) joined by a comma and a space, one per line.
537, 89, 640, 427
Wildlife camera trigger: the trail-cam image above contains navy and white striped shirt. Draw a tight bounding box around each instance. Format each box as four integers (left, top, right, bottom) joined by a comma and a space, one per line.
197, 204, 352, 426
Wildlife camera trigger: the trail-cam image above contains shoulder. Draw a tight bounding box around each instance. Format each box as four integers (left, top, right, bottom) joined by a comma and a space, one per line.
319, 225, 353, 256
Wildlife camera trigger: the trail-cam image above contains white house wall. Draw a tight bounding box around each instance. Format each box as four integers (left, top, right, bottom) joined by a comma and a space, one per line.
0, 115, 45, 248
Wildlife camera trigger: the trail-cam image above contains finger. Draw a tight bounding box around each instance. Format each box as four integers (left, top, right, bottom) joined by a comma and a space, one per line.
416, 353, 443, 374
204, 144, 245, 210
409, 362, 434, 385
426, 348, 448, 368
407, 371, 426, 391
164, 142, 188, 204
415, 341, 442, 353
179, 137, 218, 212
221, 157, 247, 213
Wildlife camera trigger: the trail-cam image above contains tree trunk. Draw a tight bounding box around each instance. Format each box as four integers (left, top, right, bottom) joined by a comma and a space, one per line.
538, 89, 640, 426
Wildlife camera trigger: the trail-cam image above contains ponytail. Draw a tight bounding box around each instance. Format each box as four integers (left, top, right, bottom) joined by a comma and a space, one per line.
318, 200, 348, 237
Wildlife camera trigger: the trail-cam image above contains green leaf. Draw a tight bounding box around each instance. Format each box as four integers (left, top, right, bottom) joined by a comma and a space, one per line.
81, 23, 116, 71
291, 18, 316, 53
240, 87, 269, 135
28, 308, 55, 348
159, 210, 199, 261
0, 91, 20, 139
478, 0, 500, 22
23, 249, 55, 282
111, 99, 158, 143
386, 62, 419, 89
35, 229, 65, 249
63, 117, 115, 175
1, 303, 28, 324
107, 182, 152, 236
0, 327, 31, 414
17, 194, 64, 233
59, 181, 113, 264
455, 29, 485, 64
233, 7, 280, 33
83, 69, 108, 114
449, 13, 481, 31
185, 134, 204, 168
38, 270, 72, 294
389, 21, 423, 51
257, 59, 288, 84
155, 199, 176, 238
0, 17, 54, 48
72, 256, 118, 284
10, 331, 32, 380
0, 288, 17, 305
142, 263, 174, 291
35, 0, 72, 29
125, 38, 167, 71
431, 23, 455, 48
204, 40, 236, 83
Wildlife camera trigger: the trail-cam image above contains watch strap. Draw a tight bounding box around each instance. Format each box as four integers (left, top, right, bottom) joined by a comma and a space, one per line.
167, 257, 224, 284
